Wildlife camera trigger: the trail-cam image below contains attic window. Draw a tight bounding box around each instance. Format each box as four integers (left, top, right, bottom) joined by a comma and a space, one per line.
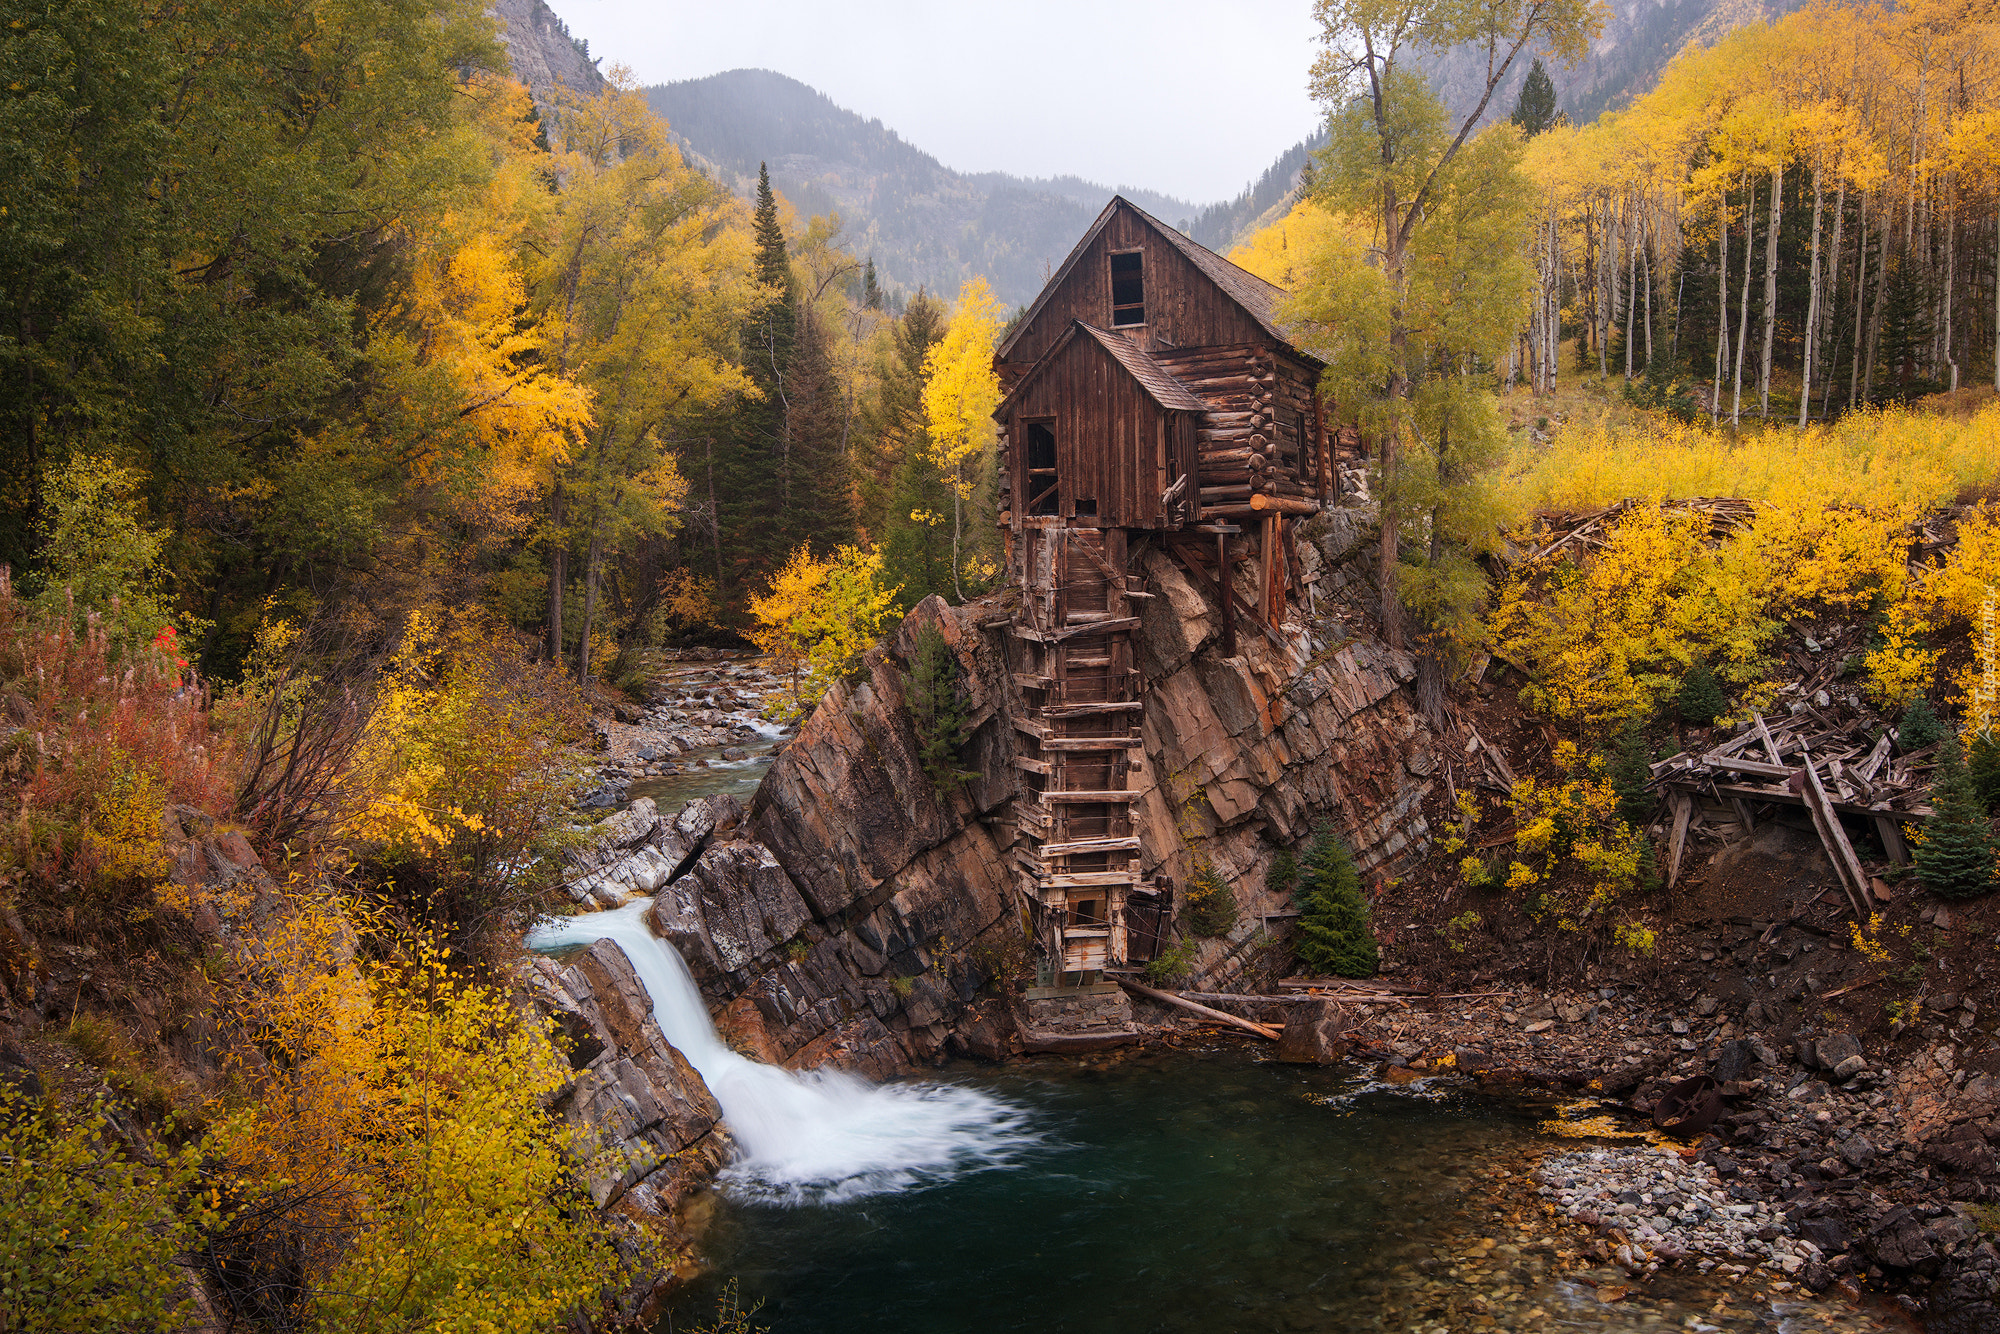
1110, 251, 1144, 326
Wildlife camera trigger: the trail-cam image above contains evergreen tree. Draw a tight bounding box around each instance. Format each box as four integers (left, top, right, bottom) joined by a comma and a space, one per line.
1609, 720, 1655, 827
1292, 825, 1378, 978
1969, 728, 2000, 814
1901, 696, 1944, 750
903, 619, 972, 794
1678, 664, 1727, 725
1915, 737, 1997, 899
862, 258, 883, 311
856, 291, 952, 604
1510, 59, 1559, 137
713, 164, 798, 603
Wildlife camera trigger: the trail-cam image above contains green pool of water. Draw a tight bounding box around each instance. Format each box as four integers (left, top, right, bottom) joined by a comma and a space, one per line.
665, 1047, 1908, 1334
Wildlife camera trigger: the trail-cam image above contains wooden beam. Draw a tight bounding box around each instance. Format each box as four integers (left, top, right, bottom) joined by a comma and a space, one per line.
1117, 979, 1280, 1040
1040, 871, 1141, 889
1874, 814, 1911, 865
1040, 836, 1142, 857
1042, 790, 1144, 803
1041, 701, 1145, 717
1011, 755, 1051, 775
1040, 735, 1145, 752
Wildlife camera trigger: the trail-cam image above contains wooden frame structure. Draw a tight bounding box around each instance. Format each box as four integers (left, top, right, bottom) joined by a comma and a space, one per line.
993, 197, 1334, 980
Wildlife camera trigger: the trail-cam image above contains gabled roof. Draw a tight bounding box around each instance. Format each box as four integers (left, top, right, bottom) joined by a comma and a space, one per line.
995, 320, 1208, 418
994, 195, 1298, 364
1076, 323, 1207, 411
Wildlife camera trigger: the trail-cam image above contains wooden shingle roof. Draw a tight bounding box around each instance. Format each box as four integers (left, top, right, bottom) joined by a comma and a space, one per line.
994, 320, 1208, 418
1074, 323, 1207, 411
994, 196, 1299, 364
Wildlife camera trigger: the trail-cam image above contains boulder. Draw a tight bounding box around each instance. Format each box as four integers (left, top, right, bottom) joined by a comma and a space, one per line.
1815, 1032, 1863, 1069
1276, 999, 1352, 1064
1867, 1207, 1939, 1270
1713, 1038, 1758, 1083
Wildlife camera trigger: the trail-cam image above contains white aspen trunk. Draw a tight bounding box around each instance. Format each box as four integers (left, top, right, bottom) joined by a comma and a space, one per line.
1624, 192, 1640, 380
1819, 175, 1846, 422
1733, 176, 1757, 426
1715, 197, 1731, 423
1759, 164, 1783, 419
1850, 198, 1869, 410
1642, 205, 1655, 365
1863, 217, 1888, 404
1597, 201, 1611, 379
1800, 159, 1826, 427
1940, 193, 1957, 391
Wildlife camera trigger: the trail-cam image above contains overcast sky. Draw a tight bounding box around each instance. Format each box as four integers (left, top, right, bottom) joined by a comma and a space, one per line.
553, 0, 1327, 206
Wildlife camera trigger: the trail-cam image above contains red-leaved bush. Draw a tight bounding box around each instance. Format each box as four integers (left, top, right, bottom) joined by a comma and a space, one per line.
1, 569, 236, 934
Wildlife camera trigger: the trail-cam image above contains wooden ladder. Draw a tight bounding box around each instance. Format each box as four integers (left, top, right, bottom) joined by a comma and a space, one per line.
1010, 525, 1144, 978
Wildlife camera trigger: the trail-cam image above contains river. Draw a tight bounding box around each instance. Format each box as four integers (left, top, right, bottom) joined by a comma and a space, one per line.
529, 905, 1913, 1334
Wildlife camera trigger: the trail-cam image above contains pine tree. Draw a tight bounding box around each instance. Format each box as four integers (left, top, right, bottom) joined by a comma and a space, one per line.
1915, 737, 1997, 899
904, 619, 971, 794
1292, 825, 1378, 978
1678, 664, 1727, 725
1901, 696, 1944, 751
1510, 59, 1559, 137
1609, 720, 1655, 827
1968, 728, 2000, 814
862, 258, 882, 311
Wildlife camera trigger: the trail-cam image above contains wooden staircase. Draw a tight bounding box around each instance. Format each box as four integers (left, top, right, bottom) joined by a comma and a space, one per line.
1009, 524, 1146, 978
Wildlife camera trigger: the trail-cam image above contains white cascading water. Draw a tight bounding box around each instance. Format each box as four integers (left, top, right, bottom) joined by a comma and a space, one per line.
528, 899, 1037, 1206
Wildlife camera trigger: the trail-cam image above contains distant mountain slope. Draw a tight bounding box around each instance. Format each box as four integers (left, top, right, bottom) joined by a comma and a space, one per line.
1421, 0, 1805, 127
645, 69, 1225, 308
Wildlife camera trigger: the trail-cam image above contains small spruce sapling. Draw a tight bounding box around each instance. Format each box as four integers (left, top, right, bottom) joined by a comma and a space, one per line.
1609, 721, 1655, 827
1291, 825, 1378, 978
1915, 737, 1997, 900
904, 620, 973, 795
1678, 665, 1727, 726
1899, 696, 1944, 751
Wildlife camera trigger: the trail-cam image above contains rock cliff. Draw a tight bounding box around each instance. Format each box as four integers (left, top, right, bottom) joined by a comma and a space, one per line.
492, 0, 606, 110
557, 499, 1437, 1076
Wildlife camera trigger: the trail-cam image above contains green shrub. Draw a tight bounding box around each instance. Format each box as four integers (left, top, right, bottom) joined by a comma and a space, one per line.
903, 620, 973, 795
1291, 825, 1377, 978
1677, 664, 1727, 726
1142, 937, 1199, 985
1916, 737, 1997, 899
0, 1091, 217, 1334
1183, 859, 1238, 937
1900, 696, 1944, 750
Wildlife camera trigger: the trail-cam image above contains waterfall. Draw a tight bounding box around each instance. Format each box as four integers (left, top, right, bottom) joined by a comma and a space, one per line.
528, 900, 1037, 1205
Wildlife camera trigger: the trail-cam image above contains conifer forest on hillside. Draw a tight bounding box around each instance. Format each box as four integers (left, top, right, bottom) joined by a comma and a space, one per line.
4, 0, 2000, 1330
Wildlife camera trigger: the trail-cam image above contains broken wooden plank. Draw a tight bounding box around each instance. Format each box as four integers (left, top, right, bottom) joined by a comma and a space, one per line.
1801, 759, 1874, 918
1700, 752, 1794, 780
1668, 790, 1692, 888
1873, 813, 1911, 865
1039, 735, 1146, 752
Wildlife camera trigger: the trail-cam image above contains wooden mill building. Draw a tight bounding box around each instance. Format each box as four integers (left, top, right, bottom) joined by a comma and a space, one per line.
992, 196, 1335, 981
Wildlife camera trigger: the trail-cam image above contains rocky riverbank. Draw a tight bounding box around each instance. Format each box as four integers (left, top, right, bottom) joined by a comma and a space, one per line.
579, 652, 790, 810
1118, 978, 2000, 1329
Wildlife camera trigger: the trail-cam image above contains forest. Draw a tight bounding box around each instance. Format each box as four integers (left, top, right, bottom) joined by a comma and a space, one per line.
3, 0, 2000, 1329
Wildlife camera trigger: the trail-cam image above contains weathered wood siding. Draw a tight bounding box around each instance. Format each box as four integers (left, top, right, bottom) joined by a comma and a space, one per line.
1001, 209, 1271, 371
1005, 334, 1185, 530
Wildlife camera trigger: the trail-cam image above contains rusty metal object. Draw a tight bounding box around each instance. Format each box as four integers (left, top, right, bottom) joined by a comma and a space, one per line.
1652, 1074, 1723, 1135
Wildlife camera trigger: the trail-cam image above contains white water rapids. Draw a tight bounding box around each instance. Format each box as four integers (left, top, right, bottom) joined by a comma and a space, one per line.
528, 900, 1037, 1205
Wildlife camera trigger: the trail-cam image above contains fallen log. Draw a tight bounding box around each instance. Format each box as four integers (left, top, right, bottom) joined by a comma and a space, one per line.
1117, 979, 1280, 1040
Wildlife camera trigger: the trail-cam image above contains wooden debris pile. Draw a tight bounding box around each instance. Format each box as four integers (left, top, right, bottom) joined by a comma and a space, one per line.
1517, 496, 1758, 566
1649, 711, 1936, 918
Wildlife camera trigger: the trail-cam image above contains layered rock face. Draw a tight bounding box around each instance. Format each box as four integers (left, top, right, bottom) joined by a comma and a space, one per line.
556, 502, 1437, 1076
523, 942, 732, 1219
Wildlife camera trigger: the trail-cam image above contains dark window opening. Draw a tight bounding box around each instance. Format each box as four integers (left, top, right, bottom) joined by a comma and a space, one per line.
1025, 422, 1061, 515
1110, 251, 1144, 326
1074, 498, 1097, 517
